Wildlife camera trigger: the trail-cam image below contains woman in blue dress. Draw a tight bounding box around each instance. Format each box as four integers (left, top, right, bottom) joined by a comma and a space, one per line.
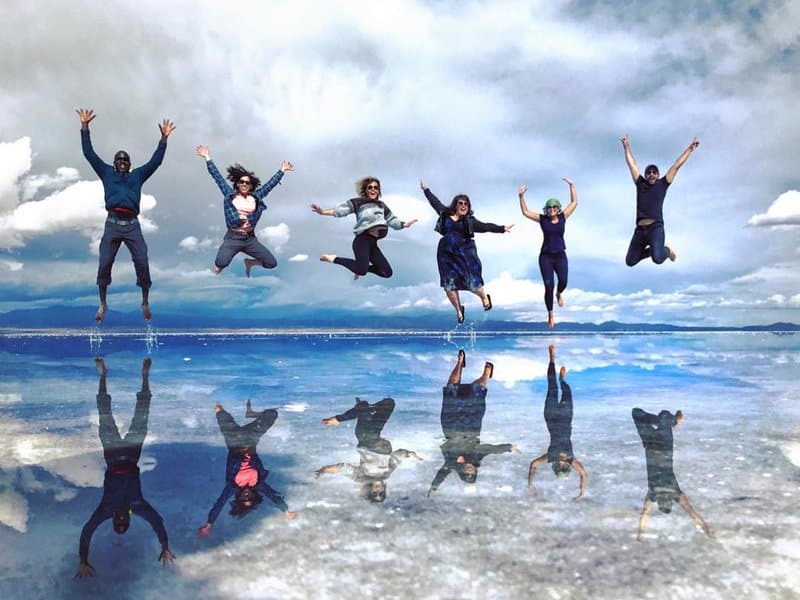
420, 181, 513, 323
518, 178, 578, 328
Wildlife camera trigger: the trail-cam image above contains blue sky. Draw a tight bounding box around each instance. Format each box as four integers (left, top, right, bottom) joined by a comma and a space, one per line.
0, 0, 798, 326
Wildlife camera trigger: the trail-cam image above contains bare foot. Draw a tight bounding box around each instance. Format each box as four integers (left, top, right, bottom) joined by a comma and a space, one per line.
95, 357, 106, 375
549, 345, 556, 362
547, 312, 555, 329
675, 410, 683, 428
244, 258, 259, 278
320, 254, 336, 263
95, 304, 108, 322
322, 417, 340, 426
141, 303, 151, 321
213, 266, 222, 274
556, 293, 564, 307
245, 399, 260, 419
560, 366, 567, 378
668, 246, 677, 262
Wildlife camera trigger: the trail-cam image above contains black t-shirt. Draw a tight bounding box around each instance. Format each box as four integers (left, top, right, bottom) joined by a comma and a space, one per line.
635, 175, 670, 223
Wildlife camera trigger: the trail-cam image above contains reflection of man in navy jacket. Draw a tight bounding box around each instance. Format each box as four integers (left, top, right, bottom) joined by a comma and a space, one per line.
632, 407, 712, 541
198, 402, 296, 538
77, 358, 174, 579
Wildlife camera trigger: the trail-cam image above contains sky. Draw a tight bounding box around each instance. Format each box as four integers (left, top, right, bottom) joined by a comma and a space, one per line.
0, 0, 799, 327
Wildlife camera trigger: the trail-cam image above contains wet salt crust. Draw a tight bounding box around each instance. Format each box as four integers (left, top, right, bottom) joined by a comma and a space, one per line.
0, 331, 797, 598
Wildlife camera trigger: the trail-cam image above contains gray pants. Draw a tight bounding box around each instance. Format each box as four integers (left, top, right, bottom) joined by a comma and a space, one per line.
97, 218, 151, 289
215, 230, 277, 270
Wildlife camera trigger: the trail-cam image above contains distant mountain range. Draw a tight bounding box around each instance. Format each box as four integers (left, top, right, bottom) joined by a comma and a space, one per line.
1, 304, 798, 332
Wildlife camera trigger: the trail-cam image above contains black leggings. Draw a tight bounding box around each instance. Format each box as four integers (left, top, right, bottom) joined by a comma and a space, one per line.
334, 233, 393, 278
216, 408, 277, 451
539, 252, 568, 311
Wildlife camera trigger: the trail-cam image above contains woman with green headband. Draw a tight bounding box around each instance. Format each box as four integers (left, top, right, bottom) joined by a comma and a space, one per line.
518, 178, 578, 328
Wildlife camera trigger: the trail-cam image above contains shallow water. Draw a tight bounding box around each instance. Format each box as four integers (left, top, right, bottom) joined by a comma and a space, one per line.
0, 331, 798, 599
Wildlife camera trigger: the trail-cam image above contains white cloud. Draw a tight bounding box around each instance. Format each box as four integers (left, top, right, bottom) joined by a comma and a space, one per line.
288, 254, 308, 262
21, 167, 80, 201
179, 236, 214, 252
747, 190, 800, 227
0, 259, 23, 272
261, 223, 290, 252
0, 137, 32, 212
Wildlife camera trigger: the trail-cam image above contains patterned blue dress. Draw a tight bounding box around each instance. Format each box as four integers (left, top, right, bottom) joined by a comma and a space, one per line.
437, 216, 484, 292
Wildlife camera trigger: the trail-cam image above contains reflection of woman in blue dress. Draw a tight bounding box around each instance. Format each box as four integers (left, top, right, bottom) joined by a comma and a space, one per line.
420, 181, 513, 323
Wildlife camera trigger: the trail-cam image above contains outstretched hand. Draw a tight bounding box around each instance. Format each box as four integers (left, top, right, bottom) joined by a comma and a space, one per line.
280, 160, 294, 172
518, 184, 527, 196
562, 177, 574, 186
75, 561, 96, 579
76, 108, 96, 127
621, 134, 629, 147
419, 180, 427, 191
504, 224, 515, 232
404, 219, 418, 229
198, 523, 212, 538
159, 548, 176, 565
285, 511, 298, 520
159, 119, 176, 138
195, 145, 211, 160
311, 204, 324, 215
688, 137, 699, 151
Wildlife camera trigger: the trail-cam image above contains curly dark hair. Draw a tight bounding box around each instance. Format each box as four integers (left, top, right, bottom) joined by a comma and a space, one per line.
229, 488, 264, 518
356, 177, 381, 198
227, 164, 261, 190
448, 194, 473, 216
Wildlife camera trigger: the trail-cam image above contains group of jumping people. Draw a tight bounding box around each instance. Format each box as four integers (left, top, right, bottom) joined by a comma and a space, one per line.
77, 109, 700, 328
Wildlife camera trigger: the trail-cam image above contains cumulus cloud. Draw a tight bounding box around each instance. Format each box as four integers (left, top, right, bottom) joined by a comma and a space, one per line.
0, 137, 32, 212
179, 236, 215, 251
21, 167, 80, 201
261, 223, 290, 252
747, 190, 800, 227
288, 254, 308, 262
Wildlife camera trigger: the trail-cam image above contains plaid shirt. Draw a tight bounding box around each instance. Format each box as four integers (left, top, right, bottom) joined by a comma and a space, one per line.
205, 159, 284, 229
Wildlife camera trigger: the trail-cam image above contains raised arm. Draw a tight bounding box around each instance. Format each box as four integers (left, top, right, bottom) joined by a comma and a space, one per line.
678, 493, 713, 538
472, 217, 512, 234
527, 453, 548, 492
637, 496, 654, 541
311, 204, 336, 216
421, 181, 447, 215
562, 178, 578, 219
77, 108, 107, 177
136, 500, 171, 562
518, 184, 540, 222
199, 483, 236, 537
77, 506, 107, 577
665, 137, 699, 184
253, 162, 291, 201
621, 134, 640, 183
196, 146, 234, 197
135, 120, 172, 181
572, 458, 587, 500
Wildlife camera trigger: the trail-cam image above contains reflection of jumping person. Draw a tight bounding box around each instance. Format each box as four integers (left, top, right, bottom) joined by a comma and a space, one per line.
195, 145, 293, 277
198, 402, 296, 538
527, 345, 587, 499
428, 350, 516, 495
312, 177, 417, 280
77, 358, 174, 579
621, 134, 699, 267
316, 397, 422, 503
632, 407, 712, 541
420, 181, 513, 323
77, 108, 175, 322
518, 179, 578, 329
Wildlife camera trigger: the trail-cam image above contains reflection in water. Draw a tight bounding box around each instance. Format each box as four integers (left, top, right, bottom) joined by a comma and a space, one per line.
317, 397, 422, 502
527, 345, 587, 499
198, 401, 297, 539
632, 407, 713, 541
428, 350, 516, 495
77, 357, 175, 579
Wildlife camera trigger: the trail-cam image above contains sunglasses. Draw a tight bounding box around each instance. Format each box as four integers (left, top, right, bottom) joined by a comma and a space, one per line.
366, 184, 380, 190
645, 170, 658, 176
457, 200, 469, 206
238, 179, 252, 186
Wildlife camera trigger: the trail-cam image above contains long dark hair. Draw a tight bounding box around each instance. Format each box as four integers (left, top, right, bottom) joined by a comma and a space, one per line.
229, 489, 264, 518
227, 163, 261, 190
448, 194, 473, 216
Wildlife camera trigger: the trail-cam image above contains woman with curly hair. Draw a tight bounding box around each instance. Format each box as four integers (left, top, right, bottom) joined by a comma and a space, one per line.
196, 145, 293, 277
312, 176, 417, 279
420, 180, 513, 323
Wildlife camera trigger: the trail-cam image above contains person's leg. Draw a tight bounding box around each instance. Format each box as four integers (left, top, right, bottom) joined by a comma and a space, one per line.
241, 406, 278, 446
332, 234, 371, 277
625, 228, 649, 267
539, 253, 556, 327
216, 406, 244, 449
646, 224, 672, 264
448, 349, 465, 384
96, 225, 122, 321
470, 286, 491, 310
367, 239, 393, 278
243, 235, 278, 277
121, 223, 152, 319
96, 358, 123, 463
544, 346, 558, 422
214, 232, 244, 274
632, 407, 657, 444
445, 289, 464, 322
558, 368, 573, 423
473, 361, 493, 388
554, 253, 568, 307
355, 397, 395, 445
122, 358, 152, 463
